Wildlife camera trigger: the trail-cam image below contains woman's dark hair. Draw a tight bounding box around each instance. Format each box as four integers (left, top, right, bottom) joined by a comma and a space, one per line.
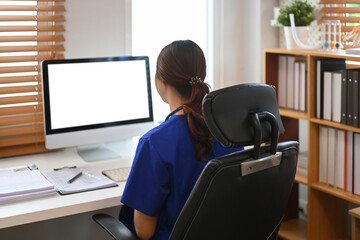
156, 40, 213, 160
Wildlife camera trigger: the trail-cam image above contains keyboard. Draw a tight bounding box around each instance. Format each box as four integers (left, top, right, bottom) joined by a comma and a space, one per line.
102, 167, 131, 182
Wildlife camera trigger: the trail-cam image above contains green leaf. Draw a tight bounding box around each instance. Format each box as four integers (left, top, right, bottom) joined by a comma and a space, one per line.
277, 0, 315, 27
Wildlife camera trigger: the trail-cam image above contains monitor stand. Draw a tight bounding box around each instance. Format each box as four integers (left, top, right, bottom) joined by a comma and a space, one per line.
77, 144, 121, 162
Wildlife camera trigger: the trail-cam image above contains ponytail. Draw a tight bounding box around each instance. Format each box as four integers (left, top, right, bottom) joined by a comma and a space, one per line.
156, 40, 214, 161
183, 82, 214, 160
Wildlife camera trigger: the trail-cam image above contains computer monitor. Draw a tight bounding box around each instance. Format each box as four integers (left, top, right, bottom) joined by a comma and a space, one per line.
41, 56, 154, 161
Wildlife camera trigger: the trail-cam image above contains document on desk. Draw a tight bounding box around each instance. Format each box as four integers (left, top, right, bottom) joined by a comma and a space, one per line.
0, 166, 57, 204
42, 167, 117, 195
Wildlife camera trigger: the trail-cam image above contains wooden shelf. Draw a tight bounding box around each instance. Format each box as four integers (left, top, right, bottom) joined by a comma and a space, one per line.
310, 118, 360, 134
279, 108, 308, 120
295, 173, 308, 185
264, 48, 360, 239
264, 48, 325, 56
310, 183, 360, 205
278, 218, 307, 240
264, 48, 360, 61
349, 207, 360, 219
349, 207, 360, 240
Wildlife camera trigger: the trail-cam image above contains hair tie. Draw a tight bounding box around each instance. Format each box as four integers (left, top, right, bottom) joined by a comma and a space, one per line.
189, 76, 202, 86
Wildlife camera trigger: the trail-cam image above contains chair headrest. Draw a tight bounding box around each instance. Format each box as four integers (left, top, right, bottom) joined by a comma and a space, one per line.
202, 83, 284, 148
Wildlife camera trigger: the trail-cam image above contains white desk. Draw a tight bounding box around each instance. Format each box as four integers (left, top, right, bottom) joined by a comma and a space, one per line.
0, 139, 137, 229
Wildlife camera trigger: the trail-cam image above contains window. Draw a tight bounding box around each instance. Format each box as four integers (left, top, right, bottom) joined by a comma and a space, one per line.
0, 1, 65, 157
132, 0, 210, 123
320, 0, 360, 48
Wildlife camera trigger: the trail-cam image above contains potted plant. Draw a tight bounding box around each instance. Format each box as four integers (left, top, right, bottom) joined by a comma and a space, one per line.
277, 0, 316, 49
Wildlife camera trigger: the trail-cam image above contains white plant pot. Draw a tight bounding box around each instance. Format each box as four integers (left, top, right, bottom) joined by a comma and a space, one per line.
284, 26, 309, 49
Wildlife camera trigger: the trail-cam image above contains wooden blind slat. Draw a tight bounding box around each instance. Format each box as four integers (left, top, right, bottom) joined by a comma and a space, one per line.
0, 35, 65, 42
0, 25, 65, 32
343, 45, 359, 49
0, 124, 43, 137
343, 36, 360, 42
0, 0, 65, 158
320, 0, 360, 3
319, 7, 360, 14
0, 54, 64, 64
0, 95, 42, 105
8, 0, 65, 1
0, 45, 65, 53
33, 0, 65, 1
0, 105, 43, 116
319, 16, 360, 23
0, 143, 49, 158
0, 114, 43, 127
0, 134, 44, 148
341, 26, 357, 32
0, 65, 41, 74
9, 0, 65, 1
0, 85, 40, 95
0, 15, 65, 22
0, 5, 65, 12
0, 76, 39, 84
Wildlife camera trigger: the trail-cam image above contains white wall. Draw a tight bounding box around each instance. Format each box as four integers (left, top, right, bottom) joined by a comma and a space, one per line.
63, 0, 280, 88
213, 0, 278, 89
261, 0, 279, 52
64, 0, 131, 59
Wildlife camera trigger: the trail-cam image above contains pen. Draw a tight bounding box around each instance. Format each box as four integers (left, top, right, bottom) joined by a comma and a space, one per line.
54, 166, 76, 171
67, 172, 82, 184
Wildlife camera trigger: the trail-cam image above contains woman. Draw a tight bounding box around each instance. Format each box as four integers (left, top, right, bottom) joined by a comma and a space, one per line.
121, 40, 241, 240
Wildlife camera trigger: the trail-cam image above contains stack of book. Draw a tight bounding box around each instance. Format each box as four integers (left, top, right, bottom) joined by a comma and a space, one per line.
0, 165, 57, 204
318, 126, 360, 195
278, 55, 307, 112
297, 152, 308, 176
315, 58, 360, 127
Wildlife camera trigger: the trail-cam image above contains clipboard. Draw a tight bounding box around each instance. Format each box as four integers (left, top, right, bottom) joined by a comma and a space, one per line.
42, 167, 118, 195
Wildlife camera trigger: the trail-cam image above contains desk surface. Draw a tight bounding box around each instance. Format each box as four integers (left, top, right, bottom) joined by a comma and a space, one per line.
0, 139, 137, 229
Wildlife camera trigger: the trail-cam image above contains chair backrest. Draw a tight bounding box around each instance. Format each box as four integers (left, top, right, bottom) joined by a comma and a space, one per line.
169, 84, 298, 240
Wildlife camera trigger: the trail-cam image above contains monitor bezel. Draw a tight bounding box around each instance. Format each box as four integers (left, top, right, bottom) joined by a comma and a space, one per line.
41, 56, 153, 136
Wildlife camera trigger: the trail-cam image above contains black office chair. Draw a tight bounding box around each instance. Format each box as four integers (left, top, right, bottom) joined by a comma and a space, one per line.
93, 83, 298, 240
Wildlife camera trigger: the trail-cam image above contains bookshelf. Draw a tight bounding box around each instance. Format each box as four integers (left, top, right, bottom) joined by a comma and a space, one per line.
349, 207, 360, 240
264, 49, 360, 240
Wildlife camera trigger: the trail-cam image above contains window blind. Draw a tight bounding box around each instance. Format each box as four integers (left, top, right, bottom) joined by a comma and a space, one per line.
0, 0, 65, 158
319, 0, 360, 49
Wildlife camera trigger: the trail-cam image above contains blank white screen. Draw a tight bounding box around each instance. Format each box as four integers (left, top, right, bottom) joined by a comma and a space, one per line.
47, 60, 150, 130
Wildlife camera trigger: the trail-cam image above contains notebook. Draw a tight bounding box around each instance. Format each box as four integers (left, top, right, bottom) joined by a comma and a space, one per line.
42, 167, 118, 195
0, 165, 57, 204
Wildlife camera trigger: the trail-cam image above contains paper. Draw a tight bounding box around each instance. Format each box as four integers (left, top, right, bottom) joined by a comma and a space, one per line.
42, 167, 117, 195
0, 165, 57, 204
0, 188, 56, 204
0, 170, 54, 197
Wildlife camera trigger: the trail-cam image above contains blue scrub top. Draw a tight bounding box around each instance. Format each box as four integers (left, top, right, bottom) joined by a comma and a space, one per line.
121, 114, 242, 240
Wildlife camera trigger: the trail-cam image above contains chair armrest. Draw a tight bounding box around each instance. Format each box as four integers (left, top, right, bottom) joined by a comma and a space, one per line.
92, 213, 137, 240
